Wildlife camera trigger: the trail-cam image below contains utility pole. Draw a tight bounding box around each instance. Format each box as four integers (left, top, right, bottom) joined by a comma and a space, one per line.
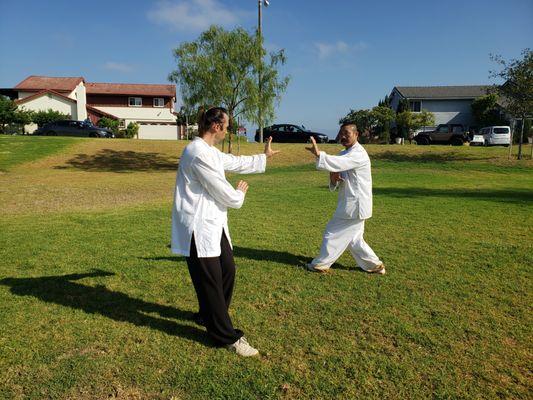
257, 0, 269, 143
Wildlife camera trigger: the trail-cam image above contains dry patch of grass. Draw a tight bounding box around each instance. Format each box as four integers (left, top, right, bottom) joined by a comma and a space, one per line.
1, 138, 530, 216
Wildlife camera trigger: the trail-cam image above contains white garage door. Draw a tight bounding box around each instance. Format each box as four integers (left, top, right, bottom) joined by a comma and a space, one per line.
138, 123, 179, 140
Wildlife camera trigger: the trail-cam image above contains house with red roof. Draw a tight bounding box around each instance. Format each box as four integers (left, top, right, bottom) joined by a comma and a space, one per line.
1, 76, 179, 139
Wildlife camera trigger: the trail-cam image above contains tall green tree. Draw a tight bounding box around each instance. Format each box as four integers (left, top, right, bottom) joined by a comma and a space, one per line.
395, 110, 412, 140
412, 109, 436, 131
490, 48, 533, 159
471, 93, 508, 128
0, 96, 33, 134
339, 109, 373, 134
169, 25, 289, 152
396, 109, 435, 141
370, 105, 395, 142
396, 98, 410, 113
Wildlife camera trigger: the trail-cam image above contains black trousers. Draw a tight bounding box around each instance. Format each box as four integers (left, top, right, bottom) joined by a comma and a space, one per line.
186, 232, 243, 345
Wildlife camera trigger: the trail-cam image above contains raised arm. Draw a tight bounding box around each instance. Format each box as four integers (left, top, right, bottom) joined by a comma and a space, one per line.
220, 136, 279, 173
192, 154, 246, 209
306, 136, 367, 172
316, 151, 368, 172
221, 152, 266, 174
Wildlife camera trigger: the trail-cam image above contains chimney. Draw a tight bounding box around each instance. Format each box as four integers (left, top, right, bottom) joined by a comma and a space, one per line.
75, 83, 87, 120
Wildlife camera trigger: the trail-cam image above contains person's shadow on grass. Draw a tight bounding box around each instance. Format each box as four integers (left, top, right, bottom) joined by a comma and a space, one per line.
0, 270, 212, 346
146, 246, 354, 271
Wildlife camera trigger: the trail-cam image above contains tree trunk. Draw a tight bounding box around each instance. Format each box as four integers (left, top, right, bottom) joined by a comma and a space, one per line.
529, 119, 533, 160
508, 119, 514, 160
228, 114, 234, 154
518, 117, 524, 160
228, 133, 233, 154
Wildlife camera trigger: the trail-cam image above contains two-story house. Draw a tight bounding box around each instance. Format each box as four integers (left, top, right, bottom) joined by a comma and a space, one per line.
389, 85, 492, 128
1, 75, 179, 140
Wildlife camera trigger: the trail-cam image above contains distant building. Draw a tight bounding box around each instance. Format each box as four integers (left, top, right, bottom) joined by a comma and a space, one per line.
1, 75, 179, 140
389, 85, 492, 128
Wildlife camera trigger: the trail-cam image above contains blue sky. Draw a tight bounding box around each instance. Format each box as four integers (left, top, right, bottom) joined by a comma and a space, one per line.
1, 0, 531, 137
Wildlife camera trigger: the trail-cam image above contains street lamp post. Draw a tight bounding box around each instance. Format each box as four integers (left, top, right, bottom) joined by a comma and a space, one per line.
257, 0, 269, 143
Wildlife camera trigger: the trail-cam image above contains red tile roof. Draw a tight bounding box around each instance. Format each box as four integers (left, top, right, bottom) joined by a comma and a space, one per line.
86, 82, 175, 97
12, 76, 176, 97
14, 76, 84, 92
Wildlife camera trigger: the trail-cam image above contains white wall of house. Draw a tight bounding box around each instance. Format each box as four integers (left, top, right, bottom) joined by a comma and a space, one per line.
391, 91, 476, 127
19, 93, 77, 116
137, 123, 179, 140
93, 105, 175, 122
19, 94, 76, 133
420, 99, 474, 126
18, 91, 37, 100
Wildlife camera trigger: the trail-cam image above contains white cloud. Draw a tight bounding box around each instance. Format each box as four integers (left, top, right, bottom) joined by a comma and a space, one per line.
103, 62, 134, 73
314, 41, 368, 59
147, 0, 247, 32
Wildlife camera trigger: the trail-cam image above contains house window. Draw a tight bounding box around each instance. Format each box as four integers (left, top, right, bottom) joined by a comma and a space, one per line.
409, 101, 421, 112
119, 119, 126, 128
129, 97, 142, 107
153, 98, 165, 107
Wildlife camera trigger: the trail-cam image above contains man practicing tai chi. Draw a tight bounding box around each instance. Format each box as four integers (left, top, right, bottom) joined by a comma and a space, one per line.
305, 123, 385, 274
171, 107, 279, 357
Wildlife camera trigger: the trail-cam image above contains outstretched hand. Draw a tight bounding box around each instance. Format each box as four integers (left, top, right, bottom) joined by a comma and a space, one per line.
305, 136, 320, 157
264, 136, 280, 158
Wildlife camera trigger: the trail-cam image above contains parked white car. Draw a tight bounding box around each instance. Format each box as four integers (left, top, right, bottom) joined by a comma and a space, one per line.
481, 126, 511, 146
469, 132, 485, 146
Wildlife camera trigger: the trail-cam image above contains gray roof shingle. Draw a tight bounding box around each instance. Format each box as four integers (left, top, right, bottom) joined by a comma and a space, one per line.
395, 85, 493, 99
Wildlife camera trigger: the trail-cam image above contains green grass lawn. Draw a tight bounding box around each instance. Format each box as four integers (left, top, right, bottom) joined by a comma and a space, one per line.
0, 136, 532, 399
0, 135, 82, 172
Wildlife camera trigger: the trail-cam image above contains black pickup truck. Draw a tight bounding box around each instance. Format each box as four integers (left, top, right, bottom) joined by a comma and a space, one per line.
414, 124, 468, 146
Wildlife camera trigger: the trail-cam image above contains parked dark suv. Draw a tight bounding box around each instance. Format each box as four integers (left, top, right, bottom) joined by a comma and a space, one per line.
34, 120, 114, 138
255, 124, 329, 143
414, 124, 468, 146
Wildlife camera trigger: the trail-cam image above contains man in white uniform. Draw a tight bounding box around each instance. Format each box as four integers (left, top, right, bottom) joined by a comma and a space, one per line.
171, 107, 278, 357
305, 123, 385, 274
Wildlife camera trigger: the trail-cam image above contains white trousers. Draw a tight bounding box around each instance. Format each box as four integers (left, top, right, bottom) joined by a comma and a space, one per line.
311, 217, 382, 270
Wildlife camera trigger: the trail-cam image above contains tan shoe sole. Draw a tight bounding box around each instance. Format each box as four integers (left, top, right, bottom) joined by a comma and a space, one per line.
306, 263, 331, 273
365, 264, 386, 274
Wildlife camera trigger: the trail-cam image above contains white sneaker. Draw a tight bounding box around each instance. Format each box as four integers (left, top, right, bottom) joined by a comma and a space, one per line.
226, 337, 259, 357
306, 263, 330, 273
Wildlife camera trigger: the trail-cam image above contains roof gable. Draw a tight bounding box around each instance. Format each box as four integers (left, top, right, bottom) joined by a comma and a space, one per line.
15, 89, 76, 105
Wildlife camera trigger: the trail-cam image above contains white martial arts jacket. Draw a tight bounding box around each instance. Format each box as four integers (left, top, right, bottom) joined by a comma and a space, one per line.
316, 142, 373, 220
171, 137, 266, 257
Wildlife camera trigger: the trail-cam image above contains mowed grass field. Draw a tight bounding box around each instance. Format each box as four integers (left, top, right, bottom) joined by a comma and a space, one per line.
0, 135, 532, 399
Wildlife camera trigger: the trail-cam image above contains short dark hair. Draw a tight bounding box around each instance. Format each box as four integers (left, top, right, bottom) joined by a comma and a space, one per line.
198, 106, 228, 134
339, 122, 359, 133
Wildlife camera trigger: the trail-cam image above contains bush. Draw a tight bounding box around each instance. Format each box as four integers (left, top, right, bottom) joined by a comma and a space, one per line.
32, 109, 70, 128
125, 122, 139, 138
97, 117, 120, 136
